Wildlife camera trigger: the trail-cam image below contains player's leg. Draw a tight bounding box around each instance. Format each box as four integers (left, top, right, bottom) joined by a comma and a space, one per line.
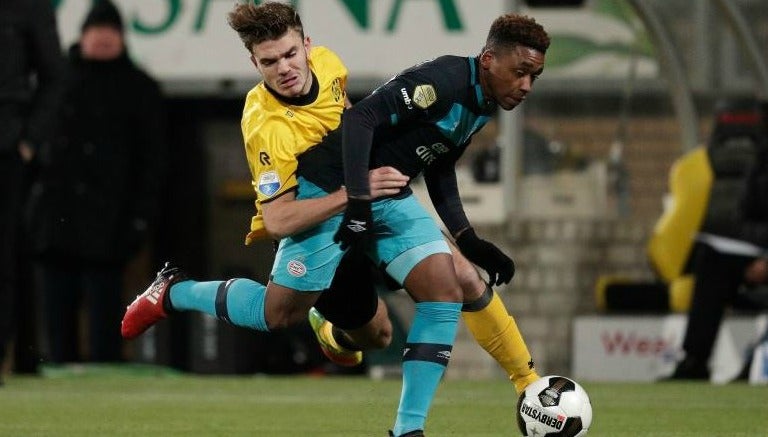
449, 237, 539, 394
392, 252, 462, 437
122, 212, 346, 338
311, 251, 393, 366
374, 195, 463, 437
121, 261, 319, 338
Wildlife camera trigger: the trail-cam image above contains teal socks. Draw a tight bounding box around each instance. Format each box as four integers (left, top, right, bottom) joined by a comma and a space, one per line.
170, 279, 268, 331
393, 301, 461, 436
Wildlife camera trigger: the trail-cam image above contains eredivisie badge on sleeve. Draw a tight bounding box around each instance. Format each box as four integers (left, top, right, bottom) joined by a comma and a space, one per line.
258, 170, 282, 197
413, 84, 436, 109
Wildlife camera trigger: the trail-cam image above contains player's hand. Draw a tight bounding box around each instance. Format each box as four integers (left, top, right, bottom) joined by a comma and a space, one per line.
455, 227, 515, 286
369, 166, 409, 199
334, 197, 372, 250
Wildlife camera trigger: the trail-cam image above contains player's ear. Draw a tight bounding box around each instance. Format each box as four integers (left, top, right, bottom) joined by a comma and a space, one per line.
304, 36, 312, 58
479, 49, 494, 70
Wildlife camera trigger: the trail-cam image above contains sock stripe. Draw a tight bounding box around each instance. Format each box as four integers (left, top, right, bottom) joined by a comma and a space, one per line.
215, 279, 236, 323
462, 284, 493, 312
402, 342, 453, 366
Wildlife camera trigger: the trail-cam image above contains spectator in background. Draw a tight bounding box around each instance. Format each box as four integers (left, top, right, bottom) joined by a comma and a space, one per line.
0, 0, 65, 383
26, 0, 167, 364
470, 117, 502, 183
666, 102, 768, 380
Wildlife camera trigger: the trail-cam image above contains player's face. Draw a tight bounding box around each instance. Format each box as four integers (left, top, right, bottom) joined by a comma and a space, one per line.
479, 44, 545, 111
250, 29, 312, 98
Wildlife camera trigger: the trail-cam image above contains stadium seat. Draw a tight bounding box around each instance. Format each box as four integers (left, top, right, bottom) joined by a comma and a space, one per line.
596, 147, 711, 313
596, 98, 767, 313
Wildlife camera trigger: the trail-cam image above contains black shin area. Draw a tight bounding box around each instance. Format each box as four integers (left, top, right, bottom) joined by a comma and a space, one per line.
402, 343, 453, 366
314, 251, 380, 330
462, 284, 493, 312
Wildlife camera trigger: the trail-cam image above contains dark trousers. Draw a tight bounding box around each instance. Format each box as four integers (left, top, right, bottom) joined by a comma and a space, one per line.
39, 261, 124, 363
0, 153, 26, 366
682, 244, 754, 363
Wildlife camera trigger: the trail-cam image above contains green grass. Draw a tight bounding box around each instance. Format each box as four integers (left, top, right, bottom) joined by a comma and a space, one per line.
1, 366, 767, 436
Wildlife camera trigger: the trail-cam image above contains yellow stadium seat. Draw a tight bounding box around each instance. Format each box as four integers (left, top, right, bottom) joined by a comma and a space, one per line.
596, 147, 712, 313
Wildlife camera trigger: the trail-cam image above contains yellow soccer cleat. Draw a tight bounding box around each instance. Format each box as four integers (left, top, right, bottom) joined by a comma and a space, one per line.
308, 307, 363, 367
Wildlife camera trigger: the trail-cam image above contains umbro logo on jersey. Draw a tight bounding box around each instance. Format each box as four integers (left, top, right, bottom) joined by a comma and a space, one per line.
400, 87, 413, 110
437, 350, 451, 360
346, 220, 368, 233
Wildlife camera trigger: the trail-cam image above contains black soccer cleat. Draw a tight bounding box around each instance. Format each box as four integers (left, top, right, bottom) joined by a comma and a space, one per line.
388, 430, 424, 437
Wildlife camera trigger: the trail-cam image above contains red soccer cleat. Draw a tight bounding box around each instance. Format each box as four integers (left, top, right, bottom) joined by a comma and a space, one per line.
121, 262, 188, 339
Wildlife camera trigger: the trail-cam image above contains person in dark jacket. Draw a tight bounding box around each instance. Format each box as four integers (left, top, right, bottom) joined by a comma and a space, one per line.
667, 104, 768, 380
0, 0, 65, 382
26, 0, 167, 363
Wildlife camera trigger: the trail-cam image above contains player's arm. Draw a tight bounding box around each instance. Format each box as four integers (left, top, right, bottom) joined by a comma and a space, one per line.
341, 75, 451, 198
424, 161, 515, 286
262, 166, 409, 239
261, 188, 345, 239
423, 152, 471, 237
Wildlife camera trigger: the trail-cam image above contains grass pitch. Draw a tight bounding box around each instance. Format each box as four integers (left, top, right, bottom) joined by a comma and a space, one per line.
1, 365, 767, 436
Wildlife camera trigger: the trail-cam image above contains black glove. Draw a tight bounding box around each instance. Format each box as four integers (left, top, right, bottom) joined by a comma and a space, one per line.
334, 197, 373, 250
455, 227, 515, 286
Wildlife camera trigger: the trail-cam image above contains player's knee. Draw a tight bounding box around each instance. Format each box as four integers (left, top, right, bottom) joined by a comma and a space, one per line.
456, 266, 485, 302
452, 251, 485, 302
404, 254, 464, 302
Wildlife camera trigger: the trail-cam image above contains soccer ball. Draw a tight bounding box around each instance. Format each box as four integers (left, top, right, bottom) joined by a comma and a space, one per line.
516, 375, 592, 437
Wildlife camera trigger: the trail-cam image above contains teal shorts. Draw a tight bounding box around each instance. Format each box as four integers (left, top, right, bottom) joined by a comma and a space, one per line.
270, 178, 449, 292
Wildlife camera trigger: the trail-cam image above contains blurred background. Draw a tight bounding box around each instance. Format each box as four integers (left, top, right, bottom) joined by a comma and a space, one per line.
11, 0, 768, 383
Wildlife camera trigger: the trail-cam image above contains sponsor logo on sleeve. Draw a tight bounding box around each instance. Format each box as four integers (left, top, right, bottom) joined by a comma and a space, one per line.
258, 170, 281, 197
413, 84, 437, 109
332, 78, 343, 102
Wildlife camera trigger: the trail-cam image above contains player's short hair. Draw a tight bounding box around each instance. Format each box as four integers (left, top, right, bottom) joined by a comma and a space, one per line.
484, 13, 550, 54
228, 1, 304, 52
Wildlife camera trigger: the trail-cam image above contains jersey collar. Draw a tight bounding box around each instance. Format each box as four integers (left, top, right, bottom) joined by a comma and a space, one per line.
469, 57, 496, 113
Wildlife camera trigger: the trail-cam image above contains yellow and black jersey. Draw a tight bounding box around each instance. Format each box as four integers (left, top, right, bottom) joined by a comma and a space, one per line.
240, 46, 347, 243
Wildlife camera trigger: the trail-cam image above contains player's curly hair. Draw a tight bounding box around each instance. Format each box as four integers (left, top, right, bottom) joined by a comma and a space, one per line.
228, 1, 304, 52
484, 13, 550, 54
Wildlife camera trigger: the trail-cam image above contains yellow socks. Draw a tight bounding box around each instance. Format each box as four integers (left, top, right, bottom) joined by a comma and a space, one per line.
462, 289, 540, 394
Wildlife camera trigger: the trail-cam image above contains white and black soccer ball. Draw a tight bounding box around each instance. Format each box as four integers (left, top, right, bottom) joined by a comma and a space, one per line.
516, 375, 592, 437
